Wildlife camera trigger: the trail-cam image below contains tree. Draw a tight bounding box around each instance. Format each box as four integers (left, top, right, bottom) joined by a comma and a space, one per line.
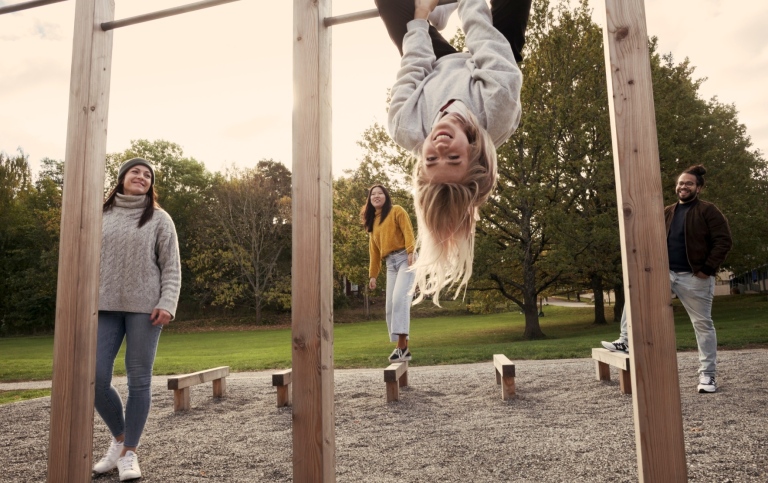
187, 161, 292, 323
0, 151, 61, 334
473, 0, 612, 338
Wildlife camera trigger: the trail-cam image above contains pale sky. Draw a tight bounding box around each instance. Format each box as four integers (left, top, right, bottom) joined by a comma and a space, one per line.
1, 0, 767, 178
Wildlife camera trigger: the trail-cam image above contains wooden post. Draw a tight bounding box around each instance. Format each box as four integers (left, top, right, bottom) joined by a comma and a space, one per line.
47, 0, 114, 481
602, 0, 687, 481
293, 0, 335, 481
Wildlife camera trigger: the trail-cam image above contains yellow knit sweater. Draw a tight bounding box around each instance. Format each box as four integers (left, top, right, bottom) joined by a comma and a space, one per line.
369, 205, 416, 279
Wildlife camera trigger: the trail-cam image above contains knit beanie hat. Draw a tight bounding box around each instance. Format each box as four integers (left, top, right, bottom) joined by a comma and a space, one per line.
118, 158, 155, 185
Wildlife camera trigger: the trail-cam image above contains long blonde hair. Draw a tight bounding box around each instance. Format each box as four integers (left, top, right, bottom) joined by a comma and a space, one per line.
410, 111, 498, 305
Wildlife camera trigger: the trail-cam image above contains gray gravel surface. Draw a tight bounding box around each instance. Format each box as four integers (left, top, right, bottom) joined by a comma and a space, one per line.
1, 349, 767, 482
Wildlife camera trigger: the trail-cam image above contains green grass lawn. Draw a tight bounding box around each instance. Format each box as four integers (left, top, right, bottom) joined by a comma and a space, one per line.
1, 294, 766, 385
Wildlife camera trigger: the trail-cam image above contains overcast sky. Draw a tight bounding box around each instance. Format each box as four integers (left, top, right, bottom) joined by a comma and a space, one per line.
1, 0, 766, 178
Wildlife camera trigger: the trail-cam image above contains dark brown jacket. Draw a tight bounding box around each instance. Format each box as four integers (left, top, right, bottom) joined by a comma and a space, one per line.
664, 199, 732, 276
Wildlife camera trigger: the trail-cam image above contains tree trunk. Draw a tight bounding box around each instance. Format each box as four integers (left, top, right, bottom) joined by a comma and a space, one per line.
522, 254, 545, 339
591, 273, 607, 324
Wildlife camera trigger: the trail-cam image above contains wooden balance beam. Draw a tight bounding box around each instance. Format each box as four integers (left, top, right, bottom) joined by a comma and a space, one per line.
384, 361, 409, 402
592, 348, 632, 394
493, 354, 516, 400
167, 366, 229, 412
272, 369, 292, 407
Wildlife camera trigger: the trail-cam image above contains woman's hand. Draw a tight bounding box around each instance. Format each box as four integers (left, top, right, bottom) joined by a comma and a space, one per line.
408, 252, 414, 266
694, 272, 710, 280
151, 308, 172, 326
369, 277, 377, 290
414, 0, 438, 20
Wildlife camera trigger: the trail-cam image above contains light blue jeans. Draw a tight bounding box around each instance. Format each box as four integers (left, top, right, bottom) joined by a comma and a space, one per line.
94, 311, 163, 448
619, 271, 717, 376
385, 250, 414, 342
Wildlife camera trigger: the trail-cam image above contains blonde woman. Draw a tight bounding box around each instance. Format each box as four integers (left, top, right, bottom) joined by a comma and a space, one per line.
361, 185, 416, 362
376, 0, 531, 304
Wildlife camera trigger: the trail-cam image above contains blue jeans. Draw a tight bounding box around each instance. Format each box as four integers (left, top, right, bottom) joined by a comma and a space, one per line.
385, 250, 415, 342
94, 311, 163, 448
619, 271, 717, 376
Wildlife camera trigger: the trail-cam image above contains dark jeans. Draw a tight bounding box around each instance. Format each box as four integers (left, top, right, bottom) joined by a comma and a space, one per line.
375, 0, 532, 63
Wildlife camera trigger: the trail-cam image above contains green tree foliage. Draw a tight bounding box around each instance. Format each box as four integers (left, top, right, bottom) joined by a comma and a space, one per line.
0, 152, 61, 334
187, 161, 292, 323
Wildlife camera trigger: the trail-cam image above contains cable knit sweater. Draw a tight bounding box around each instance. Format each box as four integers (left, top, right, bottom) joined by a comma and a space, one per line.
99, 193, 182, 318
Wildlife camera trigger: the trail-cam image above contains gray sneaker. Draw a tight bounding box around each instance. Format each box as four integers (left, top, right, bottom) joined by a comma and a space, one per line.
601, 339, 629, 353
697, 375, 717, 393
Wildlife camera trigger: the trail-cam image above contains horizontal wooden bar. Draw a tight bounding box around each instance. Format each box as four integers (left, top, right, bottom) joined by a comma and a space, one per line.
101, 0, 240, 31
167, 366, 230, 390
0, 0, 66, 15
324, 0, 457, 27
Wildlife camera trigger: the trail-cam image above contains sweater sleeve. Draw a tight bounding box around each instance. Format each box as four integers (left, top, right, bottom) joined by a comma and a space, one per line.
397, 207, 416, 254
388, 18, 435, 151
154, 212, 182, 319
460, 0, 523, 145
369, 233, 382, 280
701, 205, 733, 275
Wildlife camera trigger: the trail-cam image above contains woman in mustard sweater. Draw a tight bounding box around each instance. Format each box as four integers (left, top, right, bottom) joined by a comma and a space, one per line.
361, 185, 416, 363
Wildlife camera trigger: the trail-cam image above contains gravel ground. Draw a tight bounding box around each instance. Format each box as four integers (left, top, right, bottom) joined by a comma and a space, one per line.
1, 349, 767, 482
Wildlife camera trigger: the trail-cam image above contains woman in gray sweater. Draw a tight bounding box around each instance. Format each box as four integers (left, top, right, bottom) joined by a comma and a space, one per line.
92, 158, 181, 481
376, 0, 530, 305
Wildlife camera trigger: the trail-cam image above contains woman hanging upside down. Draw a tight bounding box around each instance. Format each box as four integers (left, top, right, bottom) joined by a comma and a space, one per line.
376, 0, 531, 304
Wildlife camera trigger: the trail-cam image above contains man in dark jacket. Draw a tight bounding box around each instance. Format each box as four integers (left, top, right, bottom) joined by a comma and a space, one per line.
602, 165, 732, 393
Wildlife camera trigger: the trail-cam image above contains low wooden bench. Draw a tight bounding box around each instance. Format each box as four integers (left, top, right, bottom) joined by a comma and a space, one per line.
493, 354, 516, 400
592, 348, 631, 394
167, 366, 229, 412
272, 369, 292, 407
384, 361, 408, 402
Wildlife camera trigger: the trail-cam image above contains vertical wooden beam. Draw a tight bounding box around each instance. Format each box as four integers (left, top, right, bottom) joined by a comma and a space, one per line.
292, 0, 335, 481
47, 0, 114, 481
602, 0, 687, 481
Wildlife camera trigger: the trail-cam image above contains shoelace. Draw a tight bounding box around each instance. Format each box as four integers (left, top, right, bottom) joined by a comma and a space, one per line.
119, 454, 137, 472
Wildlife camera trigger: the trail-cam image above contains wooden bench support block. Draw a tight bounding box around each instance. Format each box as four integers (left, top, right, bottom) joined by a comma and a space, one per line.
173, 387, 190, 412
595, 360, 611, 381
493, 354, 516, 400
272, 369, 293, 407
384, 362, 408, 402
619, 369, 632, 395
212, 377, 226, 398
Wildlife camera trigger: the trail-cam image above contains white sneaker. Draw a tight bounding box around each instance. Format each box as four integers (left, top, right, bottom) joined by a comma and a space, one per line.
93, 438, 123, 473
428, 3, 458, 31
117, 451, 142, 481
697, 374, 717, 393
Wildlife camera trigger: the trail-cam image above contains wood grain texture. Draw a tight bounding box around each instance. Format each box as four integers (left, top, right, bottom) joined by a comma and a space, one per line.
292, 0, 335, 480
47, 1, 114, 481
602, 0, 687, 480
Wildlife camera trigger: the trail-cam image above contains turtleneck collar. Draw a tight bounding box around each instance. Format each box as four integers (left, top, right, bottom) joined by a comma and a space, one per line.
115, 192, 149, 209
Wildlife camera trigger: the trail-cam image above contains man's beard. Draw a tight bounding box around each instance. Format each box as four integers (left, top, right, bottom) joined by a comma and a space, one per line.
677, 189, 698, 203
